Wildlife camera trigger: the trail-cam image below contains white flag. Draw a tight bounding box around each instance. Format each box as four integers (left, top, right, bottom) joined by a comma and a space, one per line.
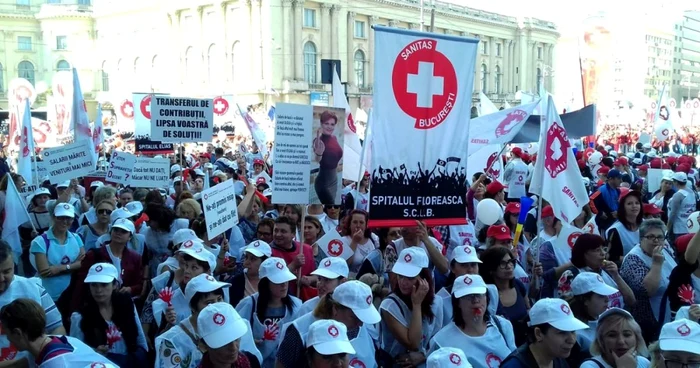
332, 69, 364, 181
92, 103, 104, 161
236, 104, 269, 158
467, 101, 539, 157
479, 92, 499, 116
70, 68, 97, 167
581, 214, 600, 236
17, 100, 34, 184
1, 175, 31, 262
530, 95, 588, 224
551, 223, 584, 265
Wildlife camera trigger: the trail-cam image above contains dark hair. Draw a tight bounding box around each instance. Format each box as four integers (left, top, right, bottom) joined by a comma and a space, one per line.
119, 188, 134, 197
618, 192, 643, 229
79, 289, 140, 352
190, 216, 208, 239
571, 234, 605, 268
375, 228, 396, 252
0, 299, 45, 341
569, 292, 597, 322
312, 292, 350, 320
451, 292, 492, 329
479, 246, 515, 288
145, 190, 165, 206
392, 268, 436, 323
0, 240, 13, 265
304, 216, 325, 240
256, 278, 295, 323
275, 216, 297, 234
257, 218, 275, 233
189, 288, 225, 312
525, 320, 552, 343
320, 110, 338, 125
181, 254, 211, 273
215, 147, 224, 156
340, 210, 372, 240
133, 188, 149, 203
144, 204, 177, 232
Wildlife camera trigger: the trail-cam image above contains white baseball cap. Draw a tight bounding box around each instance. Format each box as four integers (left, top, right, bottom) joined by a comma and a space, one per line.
173, 176, 184, 184
33, 187, 51, 197
427, 347, 471, 368
259, 257, 296, 284
244, 240, 272, 258
57, 180, 71, 188
90, 181, 104, 188
392, 247, 429, 278
305, 319, 356, 355
571, 272, 618, 296
528, 298, 588, 331
194, 168, 206, 177
332, 280, 381, 324
204, 163, 214, 170
643, 143, 652, 149
125, 201, 143, 215
111, 218, 135, 235
84, 263, 119, 284
177, 241, 217, 271
173, 228, 199, 246
184, 273, 231, 303
83, 363, 119, 368
453, 274, 487, 298
311, 257, 349, 279
197, 302, 248, 349
660, 319, 700, 354
170, 164, 182, 174
673, 172, 688, 183
110, 208, 135, 223
451, 245, 482, 264
54, 203, 75, 218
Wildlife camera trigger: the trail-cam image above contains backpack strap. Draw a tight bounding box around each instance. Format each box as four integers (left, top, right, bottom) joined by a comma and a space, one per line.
490, 315, 509, 349
166, 270, 175, 288
41, 233, 50, 253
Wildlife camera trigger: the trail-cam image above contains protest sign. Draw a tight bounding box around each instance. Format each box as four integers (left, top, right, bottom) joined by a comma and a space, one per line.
129, 157, 170, 188
150, 96, 214, 143
316, 228, 353, 260
201, 179, 239, 240
134, 139, 174, 154
32, 160, 48, 182
272, 103, 313, 204
106, 151, 136, 185
20, 184, 38, 202
42, 140, 96, 184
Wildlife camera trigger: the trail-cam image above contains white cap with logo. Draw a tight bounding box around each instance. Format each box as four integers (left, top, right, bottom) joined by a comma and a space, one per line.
571, 272, 619, 296
184, 273, 231, 303
453, 274, 487, 298
54, 203, 75, 218
305, 319, 356, 355
660, 319, 700, 355
332, 280, 381, 324
311, 257, 349, 279
173, 229, 199, 246
528, 298, 588, 331
111, 218, 135, 235
197, 302, 248, 349
451, 245, 481, 264
176, 241, 217, 271
84, 263, 119, 284
125, 201, 144, 215
392, 247, 429, 278
83, 363, 119, 368
244, 240, 272, 258
427, 347, 472, 368
259, 257, 296, 284
110, 208, 135, 223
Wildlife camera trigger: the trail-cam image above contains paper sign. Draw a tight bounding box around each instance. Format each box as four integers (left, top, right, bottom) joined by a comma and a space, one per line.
150, 96, 214, 143
42, 140, 96, 184
106, 151, 136, 185
32, 160, 48, 182
201, 179, 239, 240
20, 184, 38, 202
317, 228, 353, 260
647, 168, 665, 194
129, 157, 170, 188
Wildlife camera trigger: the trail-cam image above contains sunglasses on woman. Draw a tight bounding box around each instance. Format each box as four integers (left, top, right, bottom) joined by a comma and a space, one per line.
97, 209, 113, 215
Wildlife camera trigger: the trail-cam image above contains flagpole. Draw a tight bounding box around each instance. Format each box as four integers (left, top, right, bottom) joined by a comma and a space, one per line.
355, 109, 372, 185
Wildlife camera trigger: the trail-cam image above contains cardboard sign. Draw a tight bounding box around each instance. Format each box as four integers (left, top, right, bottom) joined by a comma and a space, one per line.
42, 140, 96, 184
106, 151, 136, 185
316, 229, 353, 260
201, 179, 239, 240
129, 157, 170, 188
150, 96, 214, 143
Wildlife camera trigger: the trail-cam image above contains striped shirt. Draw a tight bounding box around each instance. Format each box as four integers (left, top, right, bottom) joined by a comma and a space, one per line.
0, 276, 63, 333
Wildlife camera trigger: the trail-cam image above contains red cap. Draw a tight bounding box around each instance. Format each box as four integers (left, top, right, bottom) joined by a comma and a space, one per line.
253, 158, 264, 166
679, 156, 692, 165
486, 225, 513, 241
619, 187, 630, 198
677, 163, 691, 174
597, 166, 610, 175
511, 147, 523, 158
575, 151, 584, 161
521, 153, 531, 163
486, 180, 505, 195
577, 159, 586, 169
256, 177, 267, 185
676, 233, 694, 255
200, 153, 211, 160
505, 202, 521, 214
662, 163, 671, 169
364, 171, 370, 177
650, 158, 662, 169
614, 159, 625, 167
541, 205, 554, 218
599, 149, 608, 157
531, 153, 537, 163
667, 157, 677, 165
637, 164, 649, 171
643, 203, 662, 215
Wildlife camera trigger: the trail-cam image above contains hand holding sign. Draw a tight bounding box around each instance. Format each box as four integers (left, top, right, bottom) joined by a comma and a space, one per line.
313, 129, 325, 156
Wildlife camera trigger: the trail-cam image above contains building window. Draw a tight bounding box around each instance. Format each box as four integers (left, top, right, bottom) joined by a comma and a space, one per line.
231, 41, 238, 84
78, 0, 90, 4
16, 0, 29, 8
18, 61, 35, 85
495, 65, 501, 94
101, 61, 109, 91
151, 55, 159, 90
0, 63, 4, 92
481, 41, 488, 55
56, 60, 70, 71
537, 47, 543, 60
480, 64, 487, 93
56, 36, 67, 50
208, 43, 219, 84
303, 9, 316, 28
18, 36, 32, 51
536, 68, 542, 93
354, 50, 366, 88
496, 43, 502, 56
303, 41, 317, 83
185, 46, 194, 80
47, 0, 60, 3
354, 20, 365, 38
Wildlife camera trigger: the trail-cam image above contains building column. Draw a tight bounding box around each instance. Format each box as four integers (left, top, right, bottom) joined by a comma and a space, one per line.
474, 34, 480, 93
548, 44, 556, 93
248, 0, 262, 84
518, 31, 527, 93
488, 36, 495, 94
282, 0, 293, 80
368, 16, 378, 87
293, 0, 304, 81
530, 41, 537, 91
260, 0, 272, 90
347, 11, 356, 86
331, 5, 339, 59
320, 3, 331, 59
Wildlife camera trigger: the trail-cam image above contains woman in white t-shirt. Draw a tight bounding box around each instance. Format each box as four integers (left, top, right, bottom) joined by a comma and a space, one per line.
429, 275, 516, 368
580, 308, 650, 368
342, 210, 379, 274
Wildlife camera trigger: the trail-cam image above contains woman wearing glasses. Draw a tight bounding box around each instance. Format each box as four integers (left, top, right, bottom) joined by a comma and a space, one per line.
620, 219, 677, 343
78, 200, 116, 251
649, 319, 700, 368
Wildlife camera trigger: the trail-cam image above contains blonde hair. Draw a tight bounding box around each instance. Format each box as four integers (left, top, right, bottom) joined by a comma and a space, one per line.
590, 313, 649, 358
176, 199, 202, 218
648, 341, 660, 367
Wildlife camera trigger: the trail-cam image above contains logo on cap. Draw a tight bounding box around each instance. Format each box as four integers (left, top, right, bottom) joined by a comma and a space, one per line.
349, 358, 366, 368
63, 204, 70, 210
597, 275, 604, 283
501, 227, 507, 233
213, 313, 226, 326
206, 275, 216, 282
366, 295, 373, 305
560, 304, 571, 315
91, 364, 106, 368
688, 219, 694, 228
404, 254, 412, 263
464, 246, 472, 254
678, 323, 692, 336
449, 353, 462, 365
254, 241, 260, 247
276, 262, 284, 270
464, 276, 473, 285
95, 265, 103, 272
182, 240, 194, 248
324, 259, 331, 267
328, 325, 339, 337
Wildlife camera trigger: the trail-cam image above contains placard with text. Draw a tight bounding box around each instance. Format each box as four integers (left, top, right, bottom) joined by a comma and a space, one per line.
150, 96, 214, 143
272, 103, 313, 204
106, 151, 136, 185
129, 157, 170, 188
202, 179, 239, 240
42, 140, 96, 184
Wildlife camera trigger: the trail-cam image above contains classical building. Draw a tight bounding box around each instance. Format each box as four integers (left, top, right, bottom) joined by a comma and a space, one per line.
0, 0, 558, 115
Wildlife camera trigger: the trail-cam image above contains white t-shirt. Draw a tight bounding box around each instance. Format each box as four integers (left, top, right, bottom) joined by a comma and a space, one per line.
379, 294, 443, 363
580, 355, 650, 368
428, 319, 516, 368
347, 233, 380, 273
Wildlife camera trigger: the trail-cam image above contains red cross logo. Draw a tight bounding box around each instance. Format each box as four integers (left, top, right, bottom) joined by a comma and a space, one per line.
347, 113, 356, 133
567, 232, 581, 249
544, 123, 570, 179
688, 219, 694, 229
694, 100, 699, 109
206, 275, 216, 282
495, 109, 528, 138
366, 295, 372, 305
61, 256, 70, 265
464, 246, 472, 254
662, 128, 669, 137
140, 95, 152, 119
328, 325, 339, 337
91, 364, 106, 368
254, 241, 260, 247
64, 204, 71, 210
485, 152, 501, 179
328, 240, 343, 257
392, 39, 458, 130
182, 240, 193, 248
324, 259, 332, 267
203, 194, 208, 200
560, 304, 571, 315
95, 265, 103, 272
276, 262, 284, 270
349, 358, 366, 368
404, 254, 412, 263
464, 276, 473, 285
213, 313, 226, 325
450, 353, 461, 365
485, 353, 502, 368
501, 227, 507, 233
213, 96, 229, 116
120, 99, 134, 119
678, 323, 692, 336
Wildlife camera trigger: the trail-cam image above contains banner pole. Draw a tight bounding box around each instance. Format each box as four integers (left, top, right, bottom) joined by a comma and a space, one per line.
356, 108, 372, 185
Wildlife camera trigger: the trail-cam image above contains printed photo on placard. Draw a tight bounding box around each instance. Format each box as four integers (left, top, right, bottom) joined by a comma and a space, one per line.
310, 106, 345, 205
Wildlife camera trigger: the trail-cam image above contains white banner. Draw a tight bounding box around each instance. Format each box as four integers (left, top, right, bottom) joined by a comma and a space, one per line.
202, 179, 239, 240
150, 96, 213, 143
32, 160, 48, 181
106, 151, 136, 185
369, 26, 478, 226
317, 228, 353, 260
468, 102, 539, 157
129, 157, 170, 188
42, 140, 96, 184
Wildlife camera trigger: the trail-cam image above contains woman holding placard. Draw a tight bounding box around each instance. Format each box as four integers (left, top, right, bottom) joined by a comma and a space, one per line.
312, 110, 343, 205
